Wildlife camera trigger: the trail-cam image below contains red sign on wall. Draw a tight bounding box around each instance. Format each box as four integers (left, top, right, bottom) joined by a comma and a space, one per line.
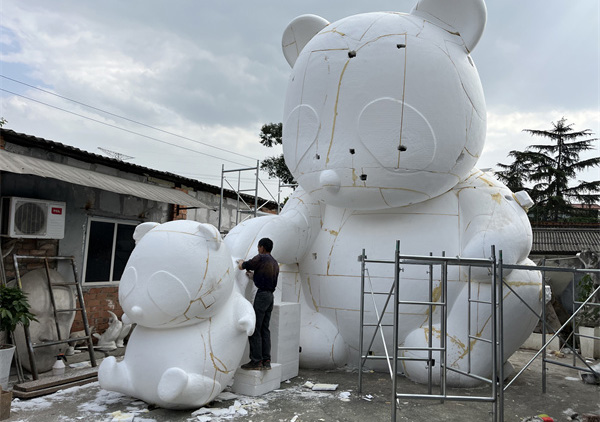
51, 207, 63, 215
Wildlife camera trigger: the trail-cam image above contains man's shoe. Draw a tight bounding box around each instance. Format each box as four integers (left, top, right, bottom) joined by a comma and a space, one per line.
262, 360, 271, 370
241, 361, 263, 370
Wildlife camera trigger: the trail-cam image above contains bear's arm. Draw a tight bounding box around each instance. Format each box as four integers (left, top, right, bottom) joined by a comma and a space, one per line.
224, 187, 321, 264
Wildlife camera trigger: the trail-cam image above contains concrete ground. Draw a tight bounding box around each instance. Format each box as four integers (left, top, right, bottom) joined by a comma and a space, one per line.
4, 348, 600, 422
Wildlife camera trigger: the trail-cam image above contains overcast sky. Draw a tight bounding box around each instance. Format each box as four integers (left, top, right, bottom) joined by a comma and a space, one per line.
1, 0, 598, 199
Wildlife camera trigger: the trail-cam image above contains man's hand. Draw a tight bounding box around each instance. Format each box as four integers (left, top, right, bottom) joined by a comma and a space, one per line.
236, 259, 244, 270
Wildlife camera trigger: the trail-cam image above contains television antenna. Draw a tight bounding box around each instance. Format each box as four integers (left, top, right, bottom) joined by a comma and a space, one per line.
97, 147, 134, 162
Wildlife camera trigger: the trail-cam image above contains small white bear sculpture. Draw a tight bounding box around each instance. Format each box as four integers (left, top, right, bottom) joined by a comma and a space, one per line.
225, 0, 543, 387
93, 311, 122, 351
99, 221, 255, 409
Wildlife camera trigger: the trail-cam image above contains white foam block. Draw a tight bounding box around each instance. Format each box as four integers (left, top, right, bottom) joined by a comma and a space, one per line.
271, 302, 300, 365
279, 358, 299, 381
231, 363, 282, 396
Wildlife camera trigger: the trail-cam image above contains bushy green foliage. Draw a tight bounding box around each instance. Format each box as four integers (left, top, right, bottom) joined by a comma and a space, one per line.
259, 122, 295, 185
0, 285, 37, 333
575, 274, 600, 327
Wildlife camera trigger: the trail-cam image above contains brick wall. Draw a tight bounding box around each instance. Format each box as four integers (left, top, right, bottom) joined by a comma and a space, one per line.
72, 287, 124, 335
2, 238, 59, 280
2, 238, 123, 339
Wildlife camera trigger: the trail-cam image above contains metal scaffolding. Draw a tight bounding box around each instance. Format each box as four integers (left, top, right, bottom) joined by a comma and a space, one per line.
357, 242, 600, 422
217, 162, 291, 233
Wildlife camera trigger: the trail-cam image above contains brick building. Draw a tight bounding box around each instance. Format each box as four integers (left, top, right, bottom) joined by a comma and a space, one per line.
0, 128, 277, 337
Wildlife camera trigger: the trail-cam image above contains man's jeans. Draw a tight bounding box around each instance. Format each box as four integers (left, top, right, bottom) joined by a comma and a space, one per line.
249, 290, 274, 363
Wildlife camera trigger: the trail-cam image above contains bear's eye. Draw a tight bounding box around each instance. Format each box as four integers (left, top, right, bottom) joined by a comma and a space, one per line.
349, 149, 355, 154
396, 44, 406, 49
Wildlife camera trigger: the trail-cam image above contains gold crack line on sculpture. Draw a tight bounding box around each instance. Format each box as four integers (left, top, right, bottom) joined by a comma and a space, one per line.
477, 175, 495, 187
378, 188, 392, 207
325, 208, 352, 275
206, 320, 222, 401
355, 32, 409, 50
319, 28, 346, 37
326, 59, 351, 164
305, 276, 319, 311
438, 40, 484, 120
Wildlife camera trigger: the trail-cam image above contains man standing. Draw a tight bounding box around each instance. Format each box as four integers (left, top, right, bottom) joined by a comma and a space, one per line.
238, 238, 279, 370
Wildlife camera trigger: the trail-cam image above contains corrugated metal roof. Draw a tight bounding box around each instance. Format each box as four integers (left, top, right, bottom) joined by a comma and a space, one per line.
532, 227, 600, 254
0, 149, 212, 208
0, 128, 278, 208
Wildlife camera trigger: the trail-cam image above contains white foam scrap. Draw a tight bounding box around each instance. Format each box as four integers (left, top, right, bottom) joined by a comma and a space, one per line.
191, 399, 255, 419
302, 381, 315, 389
312, 383, 338, 391
78, 401, 108, 412
565, 376, 580, 381
291, 415, 299, 422
339, 391, 351, 401
110, 410, 135, 421
215, 391, 239, 401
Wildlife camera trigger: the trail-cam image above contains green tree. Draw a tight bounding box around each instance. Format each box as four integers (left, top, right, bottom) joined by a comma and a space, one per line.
0, 117, 6, 127
497, 118, 600, 223
259, 122, 295, 185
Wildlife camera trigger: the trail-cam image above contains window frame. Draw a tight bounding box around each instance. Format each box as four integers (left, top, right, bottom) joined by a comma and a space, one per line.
82, 216, 138, 285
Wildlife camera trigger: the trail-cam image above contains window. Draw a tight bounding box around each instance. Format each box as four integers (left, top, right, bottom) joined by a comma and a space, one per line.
83, 218, 137, 283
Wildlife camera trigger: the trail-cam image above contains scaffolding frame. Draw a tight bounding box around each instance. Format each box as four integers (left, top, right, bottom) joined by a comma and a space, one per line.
358, 242, 600, 422
217, 162, 292, 232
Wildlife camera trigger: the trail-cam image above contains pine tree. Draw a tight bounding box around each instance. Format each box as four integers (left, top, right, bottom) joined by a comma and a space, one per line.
497, 118, 600, 223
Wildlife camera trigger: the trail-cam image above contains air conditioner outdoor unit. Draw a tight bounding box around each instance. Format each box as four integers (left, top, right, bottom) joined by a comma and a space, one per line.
1, 197, 66, 239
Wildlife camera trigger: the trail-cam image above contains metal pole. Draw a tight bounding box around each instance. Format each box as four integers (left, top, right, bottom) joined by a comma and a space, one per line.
254, 161, 259, 219
277, 179, 282, 214
497, 248, 504, 422
440, 252, 447, 401
541, 258, 547, 393
427, 252, 433, 395
43, 258, 63, 342
70, 258, 97, 368
218, 164, 224, 232
236, 170, 242, 225
359, 249, 366, 394
490, 246, 498, 422
391, 240, 400, 422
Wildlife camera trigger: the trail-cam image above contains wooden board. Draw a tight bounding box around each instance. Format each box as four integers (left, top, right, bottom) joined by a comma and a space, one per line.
12, 377, 98, 399
13, 367, 98, 392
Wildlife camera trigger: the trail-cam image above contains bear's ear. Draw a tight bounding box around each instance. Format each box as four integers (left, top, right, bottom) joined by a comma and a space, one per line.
282, 14, 330, 67
133, 222, 160, 244
411, 0, 486, 52
197, 223, 223, 250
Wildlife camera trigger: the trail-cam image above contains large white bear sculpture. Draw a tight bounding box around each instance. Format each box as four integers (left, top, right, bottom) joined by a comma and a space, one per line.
99, 221, 255, 409
225, 0, 543, 386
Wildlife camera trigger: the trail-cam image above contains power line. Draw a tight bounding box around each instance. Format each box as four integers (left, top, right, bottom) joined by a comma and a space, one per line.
0, 74, 261, 162
0, 88, 250, 167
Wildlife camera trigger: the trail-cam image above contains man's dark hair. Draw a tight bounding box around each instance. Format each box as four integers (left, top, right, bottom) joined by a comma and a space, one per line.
258, 237, 273, 253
